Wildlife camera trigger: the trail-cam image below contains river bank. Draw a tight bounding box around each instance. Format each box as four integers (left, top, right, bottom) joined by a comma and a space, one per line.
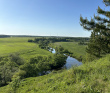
49, 47, 82, 69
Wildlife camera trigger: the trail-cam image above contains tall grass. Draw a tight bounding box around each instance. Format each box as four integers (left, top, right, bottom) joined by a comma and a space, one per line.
0, 54, 110, 93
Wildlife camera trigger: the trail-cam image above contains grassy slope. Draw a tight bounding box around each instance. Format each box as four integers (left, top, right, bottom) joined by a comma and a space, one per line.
0, 54, 110, 93
0, 37, 52, 60
50, 42, 87, 60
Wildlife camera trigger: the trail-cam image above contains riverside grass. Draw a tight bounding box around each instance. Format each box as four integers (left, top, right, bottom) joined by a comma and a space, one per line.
0, 54, 110, 93
50, 42, 87, 60
0, 37, 52, 60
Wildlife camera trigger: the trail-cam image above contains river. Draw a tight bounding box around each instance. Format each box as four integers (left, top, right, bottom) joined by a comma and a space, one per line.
49, 48, 82, 69
39, 48, 82, 75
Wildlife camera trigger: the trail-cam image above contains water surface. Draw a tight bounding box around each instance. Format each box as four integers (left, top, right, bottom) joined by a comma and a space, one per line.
64, 56, 82, 69
50, 48, 82, 69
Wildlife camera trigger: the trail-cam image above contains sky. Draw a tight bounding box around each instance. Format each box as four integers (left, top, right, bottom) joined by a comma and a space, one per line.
0, 0, 106, 37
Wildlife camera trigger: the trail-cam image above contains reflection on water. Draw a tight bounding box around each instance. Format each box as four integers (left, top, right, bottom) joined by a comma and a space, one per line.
49, 48, 82, 69
49, 48, 56, 53
64, 56, 82, 69
39, 48, 82, 75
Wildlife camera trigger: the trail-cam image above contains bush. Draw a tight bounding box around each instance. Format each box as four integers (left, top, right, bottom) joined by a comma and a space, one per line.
28, 39, 33, 42
50, 54, 67, 69
20, 63, 39, 77
9, 53, 24, 65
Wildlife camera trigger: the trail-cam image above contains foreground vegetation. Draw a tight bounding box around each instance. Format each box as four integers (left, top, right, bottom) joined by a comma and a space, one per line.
0, 37, 67, 87
0, 36, 109, 93
0, 54, 110, 93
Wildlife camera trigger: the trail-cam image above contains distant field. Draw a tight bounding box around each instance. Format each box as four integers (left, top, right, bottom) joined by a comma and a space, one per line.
50, 42, 87, 60
0, 37, 87, 60
0, 37, 52, 60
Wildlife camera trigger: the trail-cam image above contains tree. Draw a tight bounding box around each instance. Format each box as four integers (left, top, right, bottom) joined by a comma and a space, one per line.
50, 54, 67, 69
0, 61, 18, 86
20, 62, 39, 77
80, 0, 110, 58
9, 53, 24, 65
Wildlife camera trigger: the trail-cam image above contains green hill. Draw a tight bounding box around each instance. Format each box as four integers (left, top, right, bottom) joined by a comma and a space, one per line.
0, 54, 110, 93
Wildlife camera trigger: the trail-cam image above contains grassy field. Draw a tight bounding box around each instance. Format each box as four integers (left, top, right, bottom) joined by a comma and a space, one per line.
0, 54, 110, 93
0, 37, 52, 60
0, 37, 110, 93
50, 42, 87, 61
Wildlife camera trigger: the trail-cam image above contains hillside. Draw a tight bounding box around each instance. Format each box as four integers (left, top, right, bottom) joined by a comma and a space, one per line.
0, 54, 110, 93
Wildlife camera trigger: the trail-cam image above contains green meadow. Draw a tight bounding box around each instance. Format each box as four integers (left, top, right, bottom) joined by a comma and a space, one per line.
50, 42, 87, 61
0, 37, 52, 60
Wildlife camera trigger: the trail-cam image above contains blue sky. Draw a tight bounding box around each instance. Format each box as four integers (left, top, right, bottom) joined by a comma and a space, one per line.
0, 0, 105, 37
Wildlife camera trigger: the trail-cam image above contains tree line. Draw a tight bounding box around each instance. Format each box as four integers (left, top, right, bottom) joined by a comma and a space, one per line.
0, 35, 10, 38
28, 37, 89, 51
28, 37, 89, 43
